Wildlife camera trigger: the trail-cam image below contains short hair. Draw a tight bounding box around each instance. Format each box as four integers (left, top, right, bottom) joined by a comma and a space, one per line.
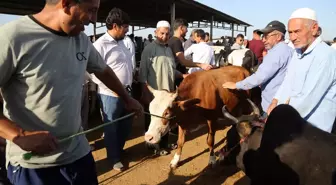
173, 18, 188, 31
195, 29, 206, 40
334, 37, 336, 42
236, 34, 244, 39
106, 8, 130, 30
253, 30, 262, 36
46, 0, 85, 5
318, 27, 322, 34
190, 29, 198, 37
205, 32, 210, 37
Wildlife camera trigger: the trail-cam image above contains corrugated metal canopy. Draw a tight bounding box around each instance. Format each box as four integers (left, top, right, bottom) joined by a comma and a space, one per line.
0, 0, 251, 28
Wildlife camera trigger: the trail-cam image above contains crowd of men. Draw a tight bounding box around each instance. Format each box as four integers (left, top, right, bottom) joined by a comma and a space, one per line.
0, 0, 335, 184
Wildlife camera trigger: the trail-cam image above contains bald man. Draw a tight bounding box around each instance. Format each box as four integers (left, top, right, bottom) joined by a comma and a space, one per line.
268, 8, 336, 133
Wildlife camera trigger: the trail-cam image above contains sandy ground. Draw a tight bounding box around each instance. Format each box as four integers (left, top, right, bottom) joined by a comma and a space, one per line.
87, 114, 250, 185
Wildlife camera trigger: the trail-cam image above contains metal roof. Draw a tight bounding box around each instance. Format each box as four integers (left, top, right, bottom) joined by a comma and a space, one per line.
0, 0, 251, 28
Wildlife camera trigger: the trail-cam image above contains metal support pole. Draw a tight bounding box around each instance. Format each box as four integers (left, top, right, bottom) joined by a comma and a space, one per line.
93, 23, 97, 42
244, 26, 247, 36
210, 16, 214, 41
170, 2, 176, 28
231, 23, 234, 38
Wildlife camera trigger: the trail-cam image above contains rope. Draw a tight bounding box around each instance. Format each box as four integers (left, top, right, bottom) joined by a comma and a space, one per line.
22, 112, 175, 160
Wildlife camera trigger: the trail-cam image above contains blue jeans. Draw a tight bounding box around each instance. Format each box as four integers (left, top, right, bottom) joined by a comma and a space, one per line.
7, 152, 97, 185
99, 94, 132, 165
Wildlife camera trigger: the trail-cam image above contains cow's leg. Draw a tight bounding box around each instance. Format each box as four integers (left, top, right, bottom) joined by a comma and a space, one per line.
170, 125, 186, 169
207, 120, 216, 167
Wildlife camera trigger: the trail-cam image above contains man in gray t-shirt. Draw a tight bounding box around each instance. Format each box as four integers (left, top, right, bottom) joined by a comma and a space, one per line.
0, 0, 143, 184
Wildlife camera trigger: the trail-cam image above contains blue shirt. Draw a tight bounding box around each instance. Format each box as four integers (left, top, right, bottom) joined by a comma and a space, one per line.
275, 37, 336, 133
236, 42, 293, 112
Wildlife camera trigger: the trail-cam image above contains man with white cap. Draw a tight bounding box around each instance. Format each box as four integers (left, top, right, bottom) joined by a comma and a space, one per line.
139, 20, 184, 155
268, 8, 336, 133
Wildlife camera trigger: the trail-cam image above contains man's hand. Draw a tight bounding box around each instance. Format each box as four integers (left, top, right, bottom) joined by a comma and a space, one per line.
199, 63, 213, 71
124, 97, 144, 117
182, 74, 189, 78
12, 130, 58, 155
222, 82, 237, 89
267, 99, 278, 116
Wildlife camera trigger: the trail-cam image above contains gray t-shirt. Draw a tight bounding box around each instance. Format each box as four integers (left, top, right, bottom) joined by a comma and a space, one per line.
0, 15, 107, 168
139, 41, 176, 91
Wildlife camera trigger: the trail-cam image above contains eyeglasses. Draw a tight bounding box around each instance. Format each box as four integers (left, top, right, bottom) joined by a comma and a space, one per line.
263, 33, 278, 40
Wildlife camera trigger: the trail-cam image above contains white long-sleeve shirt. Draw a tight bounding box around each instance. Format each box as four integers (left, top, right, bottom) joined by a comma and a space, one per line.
184, 41, 215, 73
123, 36, 136, 71
92, 32, 133, 97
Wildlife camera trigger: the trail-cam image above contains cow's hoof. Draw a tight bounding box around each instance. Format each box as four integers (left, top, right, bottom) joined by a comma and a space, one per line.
170, 163, 178, 170
208, 155, 217, 168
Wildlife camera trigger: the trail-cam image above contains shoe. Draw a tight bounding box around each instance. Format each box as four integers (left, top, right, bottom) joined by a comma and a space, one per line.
113, 162, 125, 172
154, 149, 169, 156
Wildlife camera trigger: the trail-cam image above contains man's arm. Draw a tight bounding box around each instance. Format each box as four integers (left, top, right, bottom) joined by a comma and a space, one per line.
236, 54, 281, 90
94, 67, 131, 102
184, 46, 193, 58
176, 52, 212, 70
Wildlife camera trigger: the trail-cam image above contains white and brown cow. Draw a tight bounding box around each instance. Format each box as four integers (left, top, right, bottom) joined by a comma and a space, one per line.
144, 66, 261, 169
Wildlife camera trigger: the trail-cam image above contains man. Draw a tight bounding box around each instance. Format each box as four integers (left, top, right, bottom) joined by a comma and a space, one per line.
168, 18, 212, 79
144, 34, 153, 48
91, 8, 135, 172
0, 1, 143, 184
223, 21, 293, 117
231, 34, 245, 50
248, 30, 265, 63
139, 21, 185, 155
205, 32, 214, 46
184, 29, 197, 51
268, 8, 336, 133
331, 37, 336, 49
184, 29, 215, 73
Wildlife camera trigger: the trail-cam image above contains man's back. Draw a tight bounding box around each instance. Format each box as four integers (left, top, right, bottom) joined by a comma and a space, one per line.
184, 42, 214, 73
248, 39, 265, 62
168, 36, 186, 74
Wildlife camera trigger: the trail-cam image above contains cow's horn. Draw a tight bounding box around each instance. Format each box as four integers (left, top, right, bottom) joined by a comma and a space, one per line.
247, 99, 260, 117
147, 85, 156, 94
222, 105, 239, 124
172, 87, 178, 99
236, 99, 260, 123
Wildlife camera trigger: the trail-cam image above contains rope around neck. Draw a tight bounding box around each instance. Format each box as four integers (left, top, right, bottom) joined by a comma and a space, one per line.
22, 112, 175, 160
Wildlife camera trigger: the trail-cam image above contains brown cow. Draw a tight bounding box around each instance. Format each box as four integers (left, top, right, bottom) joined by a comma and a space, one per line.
144, 66, 260, 169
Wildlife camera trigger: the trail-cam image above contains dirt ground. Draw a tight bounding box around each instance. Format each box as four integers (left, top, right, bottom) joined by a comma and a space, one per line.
87, 115, 251, 185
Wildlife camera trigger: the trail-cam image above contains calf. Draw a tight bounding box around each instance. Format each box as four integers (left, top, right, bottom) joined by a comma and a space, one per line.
223, 104, 336, 185
144, 66, 259, 169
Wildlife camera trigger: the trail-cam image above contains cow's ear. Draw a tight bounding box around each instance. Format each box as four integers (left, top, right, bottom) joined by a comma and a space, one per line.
179, 98, 201, 111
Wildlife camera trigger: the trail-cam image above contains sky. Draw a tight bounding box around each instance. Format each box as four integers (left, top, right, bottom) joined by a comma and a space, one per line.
0, 0, 335, 40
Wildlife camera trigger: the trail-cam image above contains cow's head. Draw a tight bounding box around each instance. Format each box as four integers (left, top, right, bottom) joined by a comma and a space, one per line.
222, 99, 261, 138
144, 86, 200, 144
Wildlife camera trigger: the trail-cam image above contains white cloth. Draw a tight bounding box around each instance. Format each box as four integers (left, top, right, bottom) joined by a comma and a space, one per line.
157, 20, 170, 28
184, 42, 215, 73
227, 48, 250, 66
92, 32, 133, 97
289, 8, 317, 21
331, 43, 336, 50
123, 36, 136, 72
